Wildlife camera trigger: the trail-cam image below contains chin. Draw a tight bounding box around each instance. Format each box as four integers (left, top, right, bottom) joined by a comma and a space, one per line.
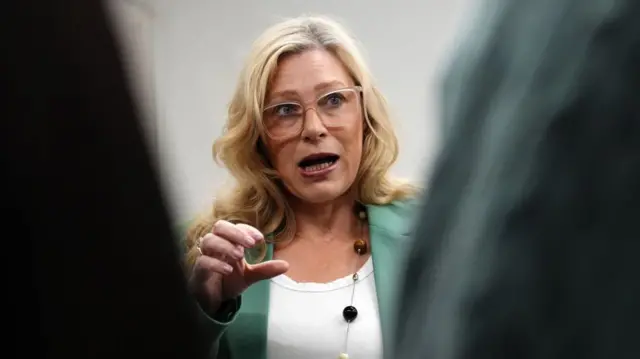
291, 181, 349, 204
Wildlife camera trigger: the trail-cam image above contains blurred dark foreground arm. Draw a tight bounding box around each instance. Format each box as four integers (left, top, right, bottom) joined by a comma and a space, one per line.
2, 1, 218, 358
395, 0, 640, 358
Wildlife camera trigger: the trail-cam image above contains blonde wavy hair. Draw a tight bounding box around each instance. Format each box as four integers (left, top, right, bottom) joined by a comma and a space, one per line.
185, 15, 417, 265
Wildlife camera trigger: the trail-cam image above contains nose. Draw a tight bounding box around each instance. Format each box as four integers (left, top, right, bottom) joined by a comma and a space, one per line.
300, 108, 327, 142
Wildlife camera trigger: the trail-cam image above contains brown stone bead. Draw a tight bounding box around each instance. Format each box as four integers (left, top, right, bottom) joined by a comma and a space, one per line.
353, 239, 368, 255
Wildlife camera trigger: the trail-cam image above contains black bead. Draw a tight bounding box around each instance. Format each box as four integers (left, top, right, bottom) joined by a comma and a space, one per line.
342, 305, 358, 322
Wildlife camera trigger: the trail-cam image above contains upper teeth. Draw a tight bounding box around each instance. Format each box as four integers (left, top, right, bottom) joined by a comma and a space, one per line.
303, 161, 333, 172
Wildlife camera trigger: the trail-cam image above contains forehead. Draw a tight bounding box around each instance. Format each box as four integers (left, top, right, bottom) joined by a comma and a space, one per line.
267, 49, 353, 100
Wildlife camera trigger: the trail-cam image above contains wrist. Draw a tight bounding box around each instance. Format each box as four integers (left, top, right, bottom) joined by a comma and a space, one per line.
211, 297, 239, 322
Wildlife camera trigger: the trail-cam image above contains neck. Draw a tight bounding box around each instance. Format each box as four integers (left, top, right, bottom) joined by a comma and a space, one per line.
289, 193, 363, 242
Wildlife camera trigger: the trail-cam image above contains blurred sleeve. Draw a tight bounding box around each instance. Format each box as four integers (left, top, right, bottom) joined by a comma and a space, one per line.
393, 0, 640, 358
1, 1, 219, 358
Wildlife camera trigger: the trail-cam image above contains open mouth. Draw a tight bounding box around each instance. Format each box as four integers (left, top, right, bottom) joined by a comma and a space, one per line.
298, 153, 340, 174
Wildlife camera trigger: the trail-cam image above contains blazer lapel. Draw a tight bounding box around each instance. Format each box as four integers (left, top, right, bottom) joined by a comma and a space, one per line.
367, 201, 416, 356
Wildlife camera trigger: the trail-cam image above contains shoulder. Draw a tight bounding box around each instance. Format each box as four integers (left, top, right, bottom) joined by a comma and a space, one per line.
366, 197, 422, 237
369, 197, 420, 216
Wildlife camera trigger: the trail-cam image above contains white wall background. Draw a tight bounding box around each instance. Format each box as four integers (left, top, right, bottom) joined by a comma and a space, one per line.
115, 0, 477, 223
107, 0, 158, 147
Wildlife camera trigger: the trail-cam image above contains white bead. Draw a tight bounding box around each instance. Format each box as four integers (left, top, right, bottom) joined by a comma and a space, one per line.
338, 353, 349, 359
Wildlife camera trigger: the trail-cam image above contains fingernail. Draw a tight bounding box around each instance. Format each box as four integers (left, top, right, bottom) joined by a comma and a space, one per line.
245, 236, 256, 247
248, 231, 264, 241
234, 248, 244, 259
223, 264, 233, 274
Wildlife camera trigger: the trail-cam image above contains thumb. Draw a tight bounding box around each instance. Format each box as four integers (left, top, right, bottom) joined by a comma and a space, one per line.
245, 260, 289, 285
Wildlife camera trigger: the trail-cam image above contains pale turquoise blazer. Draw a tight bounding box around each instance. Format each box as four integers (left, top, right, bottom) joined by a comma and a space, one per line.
197, 200, 418, 359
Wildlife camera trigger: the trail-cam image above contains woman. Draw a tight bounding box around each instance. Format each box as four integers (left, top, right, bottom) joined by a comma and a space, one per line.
185, 15, 419, 359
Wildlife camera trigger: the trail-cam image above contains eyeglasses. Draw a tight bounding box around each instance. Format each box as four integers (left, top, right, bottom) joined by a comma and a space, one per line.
262, 86, 363, 140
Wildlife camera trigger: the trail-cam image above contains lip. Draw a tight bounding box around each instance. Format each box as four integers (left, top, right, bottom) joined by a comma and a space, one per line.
299, 160, 338, 178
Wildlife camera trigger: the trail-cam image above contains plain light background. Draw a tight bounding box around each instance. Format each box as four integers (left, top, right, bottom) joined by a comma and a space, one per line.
110, 0, 478, 223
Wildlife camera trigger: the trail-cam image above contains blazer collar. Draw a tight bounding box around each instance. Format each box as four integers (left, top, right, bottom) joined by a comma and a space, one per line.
366, 200, 417, 356
262, 200, 416, 261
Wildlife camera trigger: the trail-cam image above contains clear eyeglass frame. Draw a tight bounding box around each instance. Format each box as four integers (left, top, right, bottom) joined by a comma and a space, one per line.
261, 85, 363, 140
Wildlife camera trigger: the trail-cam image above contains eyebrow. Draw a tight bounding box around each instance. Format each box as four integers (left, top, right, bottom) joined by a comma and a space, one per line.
267, 80, 347, 103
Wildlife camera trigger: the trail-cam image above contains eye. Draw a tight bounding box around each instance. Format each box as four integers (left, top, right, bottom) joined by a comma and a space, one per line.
272, 103, 300, 117
321, 92, 346, 107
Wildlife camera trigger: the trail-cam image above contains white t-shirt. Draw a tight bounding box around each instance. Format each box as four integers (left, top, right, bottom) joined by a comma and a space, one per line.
266, 257, 383, 359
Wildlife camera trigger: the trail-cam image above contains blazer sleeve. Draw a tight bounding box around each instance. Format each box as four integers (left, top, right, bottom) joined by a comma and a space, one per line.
196, 297, 242, 358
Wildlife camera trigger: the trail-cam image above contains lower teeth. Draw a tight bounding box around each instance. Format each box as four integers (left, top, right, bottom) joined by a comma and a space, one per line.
304, 162, 333, 172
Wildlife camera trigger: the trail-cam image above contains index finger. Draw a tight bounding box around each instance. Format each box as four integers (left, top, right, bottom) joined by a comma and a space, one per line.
234, 223, 265, 242
212, 220, 255, 247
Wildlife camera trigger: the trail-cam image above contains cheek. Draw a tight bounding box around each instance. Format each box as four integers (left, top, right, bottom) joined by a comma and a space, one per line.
267, 141, 296, 176
344, 141, 363, 173
338, 123, 364, 172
